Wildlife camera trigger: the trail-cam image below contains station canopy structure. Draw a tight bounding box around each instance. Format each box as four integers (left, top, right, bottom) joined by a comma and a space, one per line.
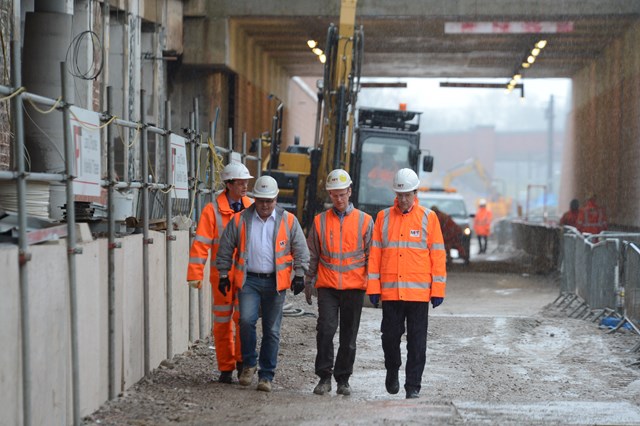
225, 0, 640, 79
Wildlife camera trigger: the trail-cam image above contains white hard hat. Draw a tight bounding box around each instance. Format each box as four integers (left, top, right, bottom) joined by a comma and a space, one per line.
325, 169, 352, 190
479, 198, 487, 206
221, 162, 253, 181
253, 175, 279, 198
393, 168, 420, 193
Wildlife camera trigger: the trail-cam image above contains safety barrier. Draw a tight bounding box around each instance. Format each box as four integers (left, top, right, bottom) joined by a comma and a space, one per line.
0, 60, 261, 425
556, 228, 640, 350
624, 243, 640, 324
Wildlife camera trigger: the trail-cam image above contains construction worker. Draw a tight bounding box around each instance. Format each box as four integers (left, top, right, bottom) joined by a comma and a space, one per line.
186, 162, 254, 384
366, 168, 447, 399
559, 198, 580, 228
473, 199, 492, 254
216, 175, 310, 392
430, 205, 468, 265
304, 169, 374, 396
576, 194, 608, 234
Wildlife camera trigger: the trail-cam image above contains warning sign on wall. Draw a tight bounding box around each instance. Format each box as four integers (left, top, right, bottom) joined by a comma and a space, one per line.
69, 106, 102, 196
170, 134, 189, 199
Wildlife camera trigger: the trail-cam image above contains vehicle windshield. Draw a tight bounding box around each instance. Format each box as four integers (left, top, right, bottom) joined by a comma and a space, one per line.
419, 196, 468, 218
357, 137, 412, 206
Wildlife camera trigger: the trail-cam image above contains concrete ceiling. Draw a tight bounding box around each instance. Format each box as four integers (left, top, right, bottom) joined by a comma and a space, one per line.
229, 1, 640, 79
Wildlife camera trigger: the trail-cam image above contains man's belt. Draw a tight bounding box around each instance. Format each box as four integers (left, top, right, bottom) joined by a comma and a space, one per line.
247, 271, 275, 279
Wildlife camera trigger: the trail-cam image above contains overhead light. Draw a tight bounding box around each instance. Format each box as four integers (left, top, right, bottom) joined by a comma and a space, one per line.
307, 40, 318, 49
312, 47, 323, 56
319, 54, 326, 63
522, 62, 530, 69
536, 40, 547, 49
513, 74, 522, 81
531, 48, 541, 56
527, 55, 536, 64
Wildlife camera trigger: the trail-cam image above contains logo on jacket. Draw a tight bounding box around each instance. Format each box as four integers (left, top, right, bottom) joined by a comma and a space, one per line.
279, 240, 286, 248
410, 229, 420, 237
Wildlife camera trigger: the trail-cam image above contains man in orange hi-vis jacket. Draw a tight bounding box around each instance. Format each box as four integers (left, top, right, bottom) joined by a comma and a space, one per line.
187, 162, 254, 384
366, 168, 447, 400
576, 194, 608, 234
473, 199, 493, 254
305, 169, 374, 397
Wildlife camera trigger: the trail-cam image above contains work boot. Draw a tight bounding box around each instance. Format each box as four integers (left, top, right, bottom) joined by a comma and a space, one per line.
313, 377, 332, 395
406, 388, 420, 399
256, 378, 272, 392
385, 369, 399, 395
239, 365, 257, 386
336, 381, 351, 396
218, 370, 233, 384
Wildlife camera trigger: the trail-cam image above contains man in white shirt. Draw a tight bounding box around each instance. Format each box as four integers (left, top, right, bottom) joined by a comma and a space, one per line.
216, 175, 310, 392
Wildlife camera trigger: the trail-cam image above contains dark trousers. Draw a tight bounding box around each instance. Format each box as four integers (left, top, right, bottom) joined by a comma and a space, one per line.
381, 300, 429, 392
315, 288, 365, 383
477, 235, 488, 253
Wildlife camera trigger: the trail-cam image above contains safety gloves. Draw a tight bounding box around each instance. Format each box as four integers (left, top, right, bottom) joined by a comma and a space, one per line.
304, 279, 314, 305
431, 297, 444, 308
218, 276, 231, 296
369, 294, 380, 308
291, 275, 305, 295
188, 280, 201, 289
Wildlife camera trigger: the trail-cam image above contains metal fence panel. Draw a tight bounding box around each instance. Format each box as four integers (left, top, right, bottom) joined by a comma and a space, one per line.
624, 243, 640, 321
588, 241, 617, 309
561, 234, 576, 293
574, 238, 591, 302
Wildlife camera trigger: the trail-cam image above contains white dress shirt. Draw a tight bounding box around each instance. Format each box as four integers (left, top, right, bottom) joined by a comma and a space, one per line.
247, 208, 276, 273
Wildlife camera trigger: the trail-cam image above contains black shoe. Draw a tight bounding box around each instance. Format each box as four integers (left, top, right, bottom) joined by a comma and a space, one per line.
336, 381, 351, 396
385, 370, 399, 395
218, 371, 233, 384
236, 362, 243, 377
313, 377, 332, 395
406, 389, 420, 399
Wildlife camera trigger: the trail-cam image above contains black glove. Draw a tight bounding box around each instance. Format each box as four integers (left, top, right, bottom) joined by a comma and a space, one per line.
291, 275, 305, 295
431, 297, 444, 309
369, 294, 380, 308
218, 276, 231, 296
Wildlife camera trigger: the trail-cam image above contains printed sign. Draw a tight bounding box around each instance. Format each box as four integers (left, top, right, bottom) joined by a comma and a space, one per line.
170, 134, 189, 199
69, 106, 102, 196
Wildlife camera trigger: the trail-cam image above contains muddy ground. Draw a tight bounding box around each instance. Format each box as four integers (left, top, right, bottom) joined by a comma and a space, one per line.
84, 252, 640, 425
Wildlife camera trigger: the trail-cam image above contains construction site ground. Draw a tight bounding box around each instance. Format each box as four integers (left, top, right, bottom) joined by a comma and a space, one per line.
83, 246, 640, 425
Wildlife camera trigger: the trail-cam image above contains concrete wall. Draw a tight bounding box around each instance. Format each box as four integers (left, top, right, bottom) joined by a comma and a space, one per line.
569, 20, 640, 230
0, 229, 208, 423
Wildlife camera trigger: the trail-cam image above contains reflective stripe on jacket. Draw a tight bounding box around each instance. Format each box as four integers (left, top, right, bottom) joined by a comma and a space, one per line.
187, 191, 253, 283
473, 206, 492, 236
216, 205, 310, 292
366, 198, 447, 302
576, 200, 608, 234
307, 204, 373, 290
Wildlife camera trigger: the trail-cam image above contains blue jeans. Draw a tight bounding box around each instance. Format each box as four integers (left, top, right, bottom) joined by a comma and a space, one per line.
238, 274, 286, 381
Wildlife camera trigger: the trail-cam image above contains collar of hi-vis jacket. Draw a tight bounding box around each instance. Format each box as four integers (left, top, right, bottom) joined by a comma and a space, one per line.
393, 196, 418, 214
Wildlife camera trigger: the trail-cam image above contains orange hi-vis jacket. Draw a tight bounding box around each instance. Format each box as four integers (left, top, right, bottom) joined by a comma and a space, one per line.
306, 204, 374, 290
216, 205, 310, 292
473, 206, 493, 237
187, 190, 253, 371
366, 198, 447, 302
187, 191, 253, 285
576, 199, 608, 234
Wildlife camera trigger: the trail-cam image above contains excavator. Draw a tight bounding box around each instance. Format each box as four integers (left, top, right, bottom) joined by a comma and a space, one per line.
442, 157, 512, 219
260, 0, 433, 228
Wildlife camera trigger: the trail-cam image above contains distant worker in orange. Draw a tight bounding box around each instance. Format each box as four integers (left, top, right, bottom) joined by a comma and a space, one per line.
576, 194, 608, 234
559, 198, 580, 228
187, 162, 254, 384
368, 147, 400, 189
473, 198, 493, 254
431, 205, 468, 265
